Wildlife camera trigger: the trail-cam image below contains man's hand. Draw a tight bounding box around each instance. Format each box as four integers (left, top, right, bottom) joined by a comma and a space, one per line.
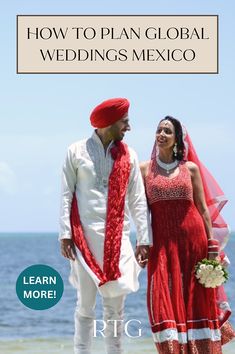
60, 239, 76, 261
135, 245, 150, 268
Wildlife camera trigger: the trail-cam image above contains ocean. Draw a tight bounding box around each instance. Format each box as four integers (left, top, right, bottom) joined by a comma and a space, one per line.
0, 232, 234, 353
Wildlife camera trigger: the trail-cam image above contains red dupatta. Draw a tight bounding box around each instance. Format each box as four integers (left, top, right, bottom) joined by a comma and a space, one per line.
70, 141, 130, 286
183, 128, 229, 249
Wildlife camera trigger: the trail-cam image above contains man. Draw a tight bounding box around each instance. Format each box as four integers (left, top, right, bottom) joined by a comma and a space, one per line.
59, 98, 152, 354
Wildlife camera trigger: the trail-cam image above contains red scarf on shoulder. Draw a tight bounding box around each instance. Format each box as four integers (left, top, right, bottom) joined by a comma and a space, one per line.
70, 141, 130, 286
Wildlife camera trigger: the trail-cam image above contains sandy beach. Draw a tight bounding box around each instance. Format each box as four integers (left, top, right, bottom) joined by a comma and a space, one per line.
0, 337, 235, 354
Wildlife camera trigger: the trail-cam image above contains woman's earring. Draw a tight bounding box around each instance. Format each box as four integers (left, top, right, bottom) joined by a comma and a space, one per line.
173, 144, 177, 157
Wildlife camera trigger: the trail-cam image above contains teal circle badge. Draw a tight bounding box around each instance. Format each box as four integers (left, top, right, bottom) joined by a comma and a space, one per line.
16, 264, 64, 310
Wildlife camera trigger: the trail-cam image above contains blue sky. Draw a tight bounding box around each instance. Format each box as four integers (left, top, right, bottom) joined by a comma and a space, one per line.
0, 1, 234, 232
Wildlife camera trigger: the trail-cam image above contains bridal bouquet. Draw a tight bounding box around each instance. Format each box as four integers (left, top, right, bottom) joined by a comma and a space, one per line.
195, 258, 229, 288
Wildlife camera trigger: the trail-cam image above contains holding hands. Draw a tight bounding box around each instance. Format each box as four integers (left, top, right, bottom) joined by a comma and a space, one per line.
135, 245, 150, 268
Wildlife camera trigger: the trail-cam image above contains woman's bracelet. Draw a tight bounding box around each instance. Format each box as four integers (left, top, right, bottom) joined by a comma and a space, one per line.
207, 238, 219, 243
207, 238, 219, 253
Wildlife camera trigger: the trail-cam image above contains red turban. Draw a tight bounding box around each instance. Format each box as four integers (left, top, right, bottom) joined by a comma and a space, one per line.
90, 98, 130, 128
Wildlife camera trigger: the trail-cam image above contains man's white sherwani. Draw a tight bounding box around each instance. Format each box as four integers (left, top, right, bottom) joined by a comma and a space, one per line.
60, 131, 151, 296
60, 131, 152, 354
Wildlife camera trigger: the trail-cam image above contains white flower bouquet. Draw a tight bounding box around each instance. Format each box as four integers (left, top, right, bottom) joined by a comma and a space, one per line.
195, 258, 228, 288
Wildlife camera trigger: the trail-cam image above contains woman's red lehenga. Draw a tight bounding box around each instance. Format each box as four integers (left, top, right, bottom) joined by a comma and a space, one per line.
145, 159, 234, 354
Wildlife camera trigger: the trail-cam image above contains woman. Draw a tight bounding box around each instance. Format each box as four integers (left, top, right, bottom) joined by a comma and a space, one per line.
141, 116, 234, 353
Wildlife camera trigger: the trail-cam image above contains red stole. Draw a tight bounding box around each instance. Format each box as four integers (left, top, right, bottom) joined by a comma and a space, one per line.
70, 141, 131, 286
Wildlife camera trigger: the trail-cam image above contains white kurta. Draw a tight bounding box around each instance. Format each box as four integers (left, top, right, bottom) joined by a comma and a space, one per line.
60, 131, 152, 297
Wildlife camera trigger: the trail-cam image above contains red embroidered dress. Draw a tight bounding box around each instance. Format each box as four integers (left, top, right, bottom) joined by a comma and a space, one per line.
145, 160, 233, 354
